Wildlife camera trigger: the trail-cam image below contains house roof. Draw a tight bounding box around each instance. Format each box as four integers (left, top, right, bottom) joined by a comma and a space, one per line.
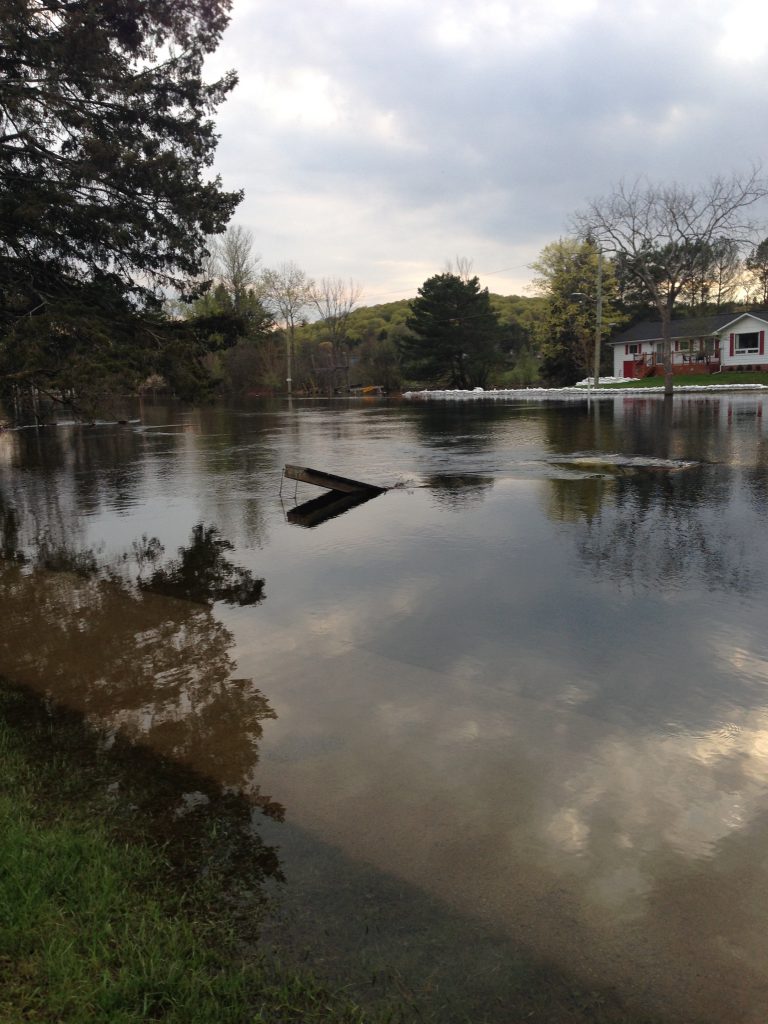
610, 310, 768, 345
718, 311, 768, 333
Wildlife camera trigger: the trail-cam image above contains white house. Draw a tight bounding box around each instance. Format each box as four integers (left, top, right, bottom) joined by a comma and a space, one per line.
610, 311, 768, 379
719, 313, 768, 368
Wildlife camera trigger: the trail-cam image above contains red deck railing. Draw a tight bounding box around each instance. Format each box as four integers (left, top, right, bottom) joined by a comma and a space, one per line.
629, 353, 720, 377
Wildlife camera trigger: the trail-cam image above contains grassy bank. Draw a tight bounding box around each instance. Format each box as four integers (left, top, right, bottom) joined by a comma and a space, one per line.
0, 685, 375, 1024
596, 372, 768, 388
0, 682, 664, 1024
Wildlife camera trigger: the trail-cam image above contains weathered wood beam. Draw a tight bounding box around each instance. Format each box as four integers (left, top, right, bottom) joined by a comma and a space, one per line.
283, 464, 386, 495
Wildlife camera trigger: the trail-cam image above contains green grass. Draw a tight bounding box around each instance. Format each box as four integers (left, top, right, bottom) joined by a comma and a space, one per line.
0, 695, 375, 1024
594, 371, 768, 388
0, 683, 661, 1024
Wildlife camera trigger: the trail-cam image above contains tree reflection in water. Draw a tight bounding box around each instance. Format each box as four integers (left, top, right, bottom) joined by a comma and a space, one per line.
0, 521, 280, 814
424, 473, 495, 511
563, 467, 755, 596
139, 523, 265, 606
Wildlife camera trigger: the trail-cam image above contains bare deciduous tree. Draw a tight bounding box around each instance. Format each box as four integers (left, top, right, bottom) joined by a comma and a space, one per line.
208, 226, 261, 311
745, 238, 768, 306
309, 277, 362, 395
309, 277, 362, 332
678, 237, 743, 311
574, 169, 767, 395
444, 256, 474, 282
261, 261, 313, 395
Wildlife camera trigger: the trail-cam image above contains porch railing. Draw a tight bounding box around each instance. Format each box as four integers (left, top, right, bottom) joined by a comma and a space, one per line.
632, 352, 720, 368
628, 352, 721, 376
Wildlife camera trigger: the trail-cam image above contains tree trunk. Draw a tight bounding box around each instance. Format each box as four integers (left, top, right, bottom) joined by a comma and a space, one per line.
661, 309, 674, 397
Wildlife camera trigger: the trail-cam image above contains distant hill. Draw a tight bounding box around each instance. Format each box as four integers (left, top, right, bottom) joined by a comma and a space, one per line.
345, 299, 412, 344
343, 293, 546, 351
292, 292, 546, 393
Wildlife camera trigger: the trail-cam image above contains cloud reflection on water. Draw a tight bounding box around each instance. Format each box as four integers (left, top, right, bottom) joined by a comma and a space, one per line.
3, 395, 768, 1021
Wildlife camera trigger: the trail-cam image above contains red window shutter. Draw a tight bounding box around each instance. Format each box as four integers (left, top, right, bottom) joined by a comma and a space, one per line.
760, 330, 765, 355
625, 344, 630, 355
674, 340, 679, 351
730, 333, 735, 357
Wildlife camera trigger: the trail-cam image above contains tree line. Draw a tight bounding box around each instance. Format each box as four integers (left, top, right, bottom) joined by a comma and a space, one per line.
3, 2, 768, 417
0, 0, 240, 421
178, 240, 552, 398
143, 211, 768, 400
398, 173, 768, 394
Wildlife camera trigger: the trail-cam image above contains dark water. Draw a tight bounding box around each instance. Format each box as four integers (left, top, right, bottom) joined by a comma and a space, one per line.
3, 393, 768, 1022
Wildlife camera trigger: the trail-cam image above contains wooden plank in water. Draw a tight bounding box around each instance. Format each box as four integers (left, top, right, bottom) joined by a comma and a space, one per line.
283, 464, 386, 494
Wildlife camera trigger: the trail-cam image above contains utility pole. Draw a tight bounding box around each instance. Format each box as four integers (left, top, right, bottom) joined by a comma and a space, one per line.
594, 249, 603, 388
571, 245, 604, 387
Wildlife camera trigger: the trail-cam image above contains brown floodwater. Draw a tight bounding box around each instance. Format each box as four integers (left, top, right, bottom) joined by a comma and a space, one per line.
2, 393, 768, 1022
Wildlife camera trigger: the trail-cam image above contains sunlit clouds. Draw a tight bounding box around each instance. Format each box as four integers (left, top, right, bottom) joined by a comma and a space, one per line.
210, 0, 768, 303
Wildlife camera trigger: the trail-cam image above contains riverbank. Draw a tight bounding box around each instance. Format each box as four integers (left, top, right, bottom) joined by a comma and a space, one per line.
0, 682, 377, 1024
404, 375, 768, 400
0, 678, 672, 1024
581, 371, 768, 389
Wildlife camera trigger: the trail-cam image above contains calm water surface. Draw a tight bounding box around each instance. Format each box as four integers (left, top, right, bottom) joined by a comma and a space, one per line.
2, 393, 768, 1022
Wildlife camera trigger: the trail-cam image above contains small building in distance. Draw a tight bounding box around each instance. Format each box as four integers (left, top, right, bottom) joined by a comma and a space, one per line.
611, 311, 768, 378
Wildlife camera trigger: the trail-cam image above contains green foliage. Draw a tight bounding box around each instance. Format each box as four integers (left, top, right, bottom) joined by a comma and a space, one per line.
189, 283, 273, 346
296, 294, 544, 392
177, 255, 275, 395
291, 299, 411, 393
611, 250, 660, 319
403, 273, 504, 388
489, 293, 546, 355
504, 348, 541, 387
0, 0, 241, 417
532, 239, 623, 385
354, 337, 403, 391
344, 300, 412, 346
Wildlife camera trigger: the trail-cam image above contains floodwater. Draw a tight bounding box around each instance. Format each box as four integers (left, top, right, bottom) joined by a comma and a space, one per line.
2, 393, 768, 1022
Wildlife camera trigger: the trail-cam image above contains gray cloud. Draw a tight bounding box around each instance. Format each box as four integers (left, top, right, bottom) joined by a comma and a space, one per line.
210, 0, 768, 299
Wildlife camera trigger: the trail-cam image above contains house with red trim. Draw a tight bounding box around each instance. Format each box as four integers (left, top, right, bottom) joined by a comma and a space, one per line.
610, 311, 768, 378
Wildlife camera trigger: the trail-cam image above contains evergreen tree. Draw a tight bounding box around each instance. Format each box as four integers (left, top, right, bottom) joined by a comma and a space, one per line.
404, 273, 503, 388
0, 0, 241, 417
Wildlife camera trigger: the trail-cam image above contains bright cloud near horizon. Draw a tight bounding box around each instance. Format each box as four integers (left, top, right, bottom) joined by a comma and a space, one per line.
208, 0, 768, 306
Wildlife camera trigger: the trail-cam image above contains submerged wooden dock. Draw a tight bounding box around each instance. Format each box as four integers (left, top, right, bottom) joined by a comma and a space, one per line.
282, 464, 387, 528
283, 464, 387, 495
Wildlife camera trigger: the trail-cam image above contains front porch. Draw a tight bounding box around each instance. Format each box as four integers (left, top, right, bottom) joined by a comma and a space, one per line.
622, 353, 721, 379
613, 311, 768, 379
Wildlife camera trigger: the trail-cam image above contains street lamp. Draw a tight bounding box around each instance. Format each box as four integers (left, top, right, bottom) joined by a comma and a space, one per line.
571, 248, 603, 388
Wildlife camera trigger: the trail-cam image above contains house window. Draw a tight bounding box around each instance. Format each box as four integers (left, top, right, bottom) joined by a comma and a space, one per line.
736, 332, 760, 352
678, 339, 690, 351
627, 343, 640, 355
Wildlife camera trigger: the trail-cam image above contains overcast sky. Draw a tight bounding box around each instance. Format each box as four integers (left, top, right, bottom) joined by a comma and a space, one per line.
207, 0, 768, 305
